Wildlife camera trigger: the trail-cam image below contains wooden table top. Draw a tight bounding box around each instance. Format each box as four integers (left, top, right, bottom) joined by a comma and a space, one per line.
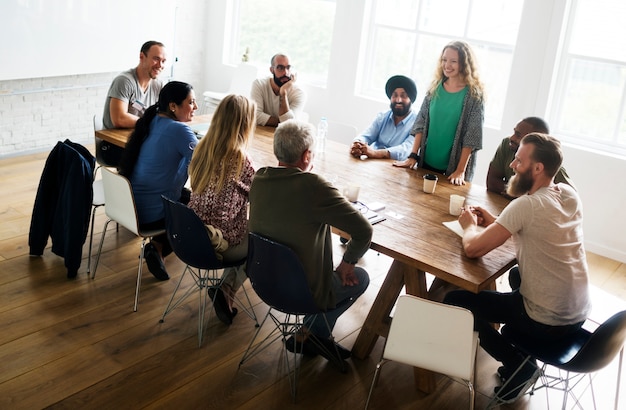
96, 115, 516, 293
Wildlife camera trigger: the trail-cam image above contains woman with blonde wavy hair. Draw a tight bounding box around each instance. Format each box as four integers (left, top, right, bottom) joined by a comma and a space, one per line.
394, 40, 485, 185
188, 94, 256, 325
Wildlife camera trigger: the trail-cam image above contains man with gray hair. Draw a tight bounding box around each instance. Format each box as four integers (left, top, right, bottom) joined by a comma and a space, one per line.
250, 53, 307, 126
249, 120, 372, 362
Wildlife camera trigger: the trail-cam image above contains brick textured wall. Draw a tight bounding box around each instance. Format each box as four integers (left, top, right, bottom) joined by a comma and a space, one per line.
0, 1, 207, 158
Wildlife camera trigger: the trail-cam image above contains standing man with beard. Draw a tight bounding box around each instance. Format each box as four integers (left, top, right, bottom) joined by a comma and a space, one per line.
443, 133, 591, 403
250, 53, 307, 127
350, 75, 417, 160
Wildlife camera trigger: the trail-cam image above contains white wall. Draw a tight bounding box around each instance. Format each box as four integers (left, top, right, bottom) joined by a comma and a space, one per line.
0, 1, 208, 157
0, 0, 624, 263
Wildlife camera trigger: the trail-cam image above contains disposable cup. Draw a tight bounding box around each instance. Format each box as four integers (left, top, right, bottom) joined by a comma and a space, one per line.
423, 174, 438, 194
449, 194, 466, 216
343, 185, 360, 202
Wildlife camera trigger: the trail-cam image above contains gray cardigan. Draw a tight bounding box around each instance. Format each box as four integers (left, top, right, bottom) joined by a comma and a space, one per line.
410, 85, 484, 182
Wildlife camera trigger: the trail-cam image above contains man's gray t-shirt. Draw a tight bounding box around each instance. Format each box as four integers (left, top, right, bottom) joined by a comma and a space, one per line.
102, 68, 163, 129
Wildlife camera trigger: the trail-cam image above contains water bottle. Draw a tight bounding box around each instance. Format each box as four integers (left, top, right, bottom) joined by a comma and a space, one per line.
317, 117, 328, 153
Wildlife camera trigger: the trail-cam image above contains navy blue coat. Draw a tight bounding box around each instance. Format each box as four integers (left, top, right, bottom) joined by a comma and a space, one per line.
29, 140, 95, 278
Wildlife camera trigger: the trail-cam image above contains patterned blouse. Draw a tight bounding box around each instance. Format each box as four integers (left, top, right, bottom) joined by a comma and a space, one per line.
188, 156, 255, 246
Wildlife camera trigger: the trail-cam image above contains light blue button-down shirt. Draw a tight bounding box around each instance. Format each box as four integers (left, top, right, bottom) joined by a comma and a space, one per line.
354, 109, 416, 160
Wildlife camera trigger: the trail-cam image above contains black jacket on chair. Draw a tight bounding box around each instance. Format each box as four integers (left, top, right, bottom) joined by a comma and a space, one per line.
29, 140, 95, 278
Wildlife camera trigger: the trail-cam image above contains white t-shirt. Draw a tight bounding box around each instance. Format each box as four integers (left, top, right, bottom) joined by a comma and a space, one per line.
496, 183, 591, 326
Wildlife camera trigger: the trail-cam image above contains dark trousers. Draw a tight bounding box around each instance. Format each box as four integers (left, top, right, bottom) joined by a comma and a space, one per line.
443, 289, 584, 370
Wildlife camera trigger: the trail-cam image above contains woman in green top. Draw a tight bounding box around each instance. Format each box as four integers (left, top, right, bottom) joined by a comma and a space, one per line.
394, 41, 485, 185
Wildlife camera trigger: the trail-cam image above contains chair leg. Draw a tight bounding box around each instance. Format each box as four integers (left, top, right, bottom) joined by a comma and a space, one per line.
365, 360, 387, 409
218, 269, 259, 327
134, 238, 148, 312
486, 355, 541, 408
91, 219, 111, 279
160, 266, 190, 322
616, 348, 624, 410
86, 204, 99, 274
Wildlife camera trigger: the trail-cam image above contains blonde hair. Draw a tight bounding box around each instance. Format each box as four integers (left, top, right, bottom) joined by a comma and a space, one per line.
189, 94, 256, 195
429, 40, 484, 99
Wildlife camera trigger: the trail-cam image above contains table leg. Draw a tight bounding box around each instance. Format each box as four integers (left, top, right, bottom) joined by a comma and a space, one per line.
352, 259, 408, 359
352, 258, 439, 394
403, 267, 438, 393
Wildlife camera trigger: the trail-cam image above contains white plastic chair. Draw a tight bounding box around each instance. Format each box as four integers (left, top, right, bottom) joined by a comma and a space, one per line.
91, 167, 166, 311
365, 295, 479, 410
201, 64, 258, 114
326, 121, 358, 145
87, 113, 106, 274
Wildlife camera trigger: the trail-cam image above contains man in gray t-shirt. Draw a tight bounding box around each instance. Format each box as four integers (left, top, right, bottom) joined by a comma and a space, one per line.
102, 41, 166, 129
444, 133, 591, 401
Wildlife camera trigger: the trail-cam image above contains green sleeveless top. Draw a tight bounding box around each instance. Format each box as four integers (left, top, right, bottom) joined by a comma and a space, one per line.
424, 83, 468, 171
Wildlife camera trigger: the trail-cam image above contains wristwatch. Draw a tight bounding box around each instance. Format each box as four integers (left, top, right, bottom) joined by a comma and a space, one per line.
408, 152, 420, 161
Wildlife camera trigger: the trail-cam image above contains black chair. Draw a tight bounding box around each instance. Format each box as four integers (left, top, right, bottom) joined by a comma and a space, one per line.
239, 232, 347, 400
488, 310, 626, 409
159, 196, 258, 347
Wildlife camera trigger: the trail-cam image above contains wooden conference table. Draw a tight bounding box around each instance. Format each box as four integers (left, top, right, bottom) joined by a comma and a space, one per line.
96, 115, 516, 392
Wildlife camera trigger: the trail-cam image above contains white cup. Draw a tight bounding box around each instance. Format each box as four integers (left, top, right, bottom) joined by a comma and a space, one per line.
343, 185, 361, 202
449, 194, 466, 216
423, 174, 438, 194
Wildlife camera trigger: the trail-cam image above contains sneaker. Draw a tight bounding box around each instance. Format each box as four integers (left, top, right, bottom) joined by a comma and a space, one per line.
208, 287, 233, 325
493, 361, 539, 403
144, 242, 169, 280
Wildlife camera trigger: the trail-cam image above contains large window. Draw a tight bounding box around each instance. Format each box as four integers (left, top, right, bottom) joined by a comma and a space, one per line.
357, 0, 523, 126
550, 0, 626, 156
227, 0, 336, 87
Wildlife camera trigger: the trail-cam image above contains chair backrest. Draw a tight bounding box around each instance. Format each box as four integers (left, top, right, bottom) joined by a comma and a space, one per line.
384, 295, 477, 381
564, 310, 626, 373
247, 232, 321, 315
161, 196, 224, 270
327, 121, 358, 145
93, 113, 104, 132
230, 63, 258, 97
101, 167, 140, 235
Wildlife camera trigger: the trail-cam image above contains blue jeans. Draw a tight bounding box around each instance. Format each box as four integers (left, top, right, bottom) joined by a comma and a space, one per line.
305, 267, 369, 339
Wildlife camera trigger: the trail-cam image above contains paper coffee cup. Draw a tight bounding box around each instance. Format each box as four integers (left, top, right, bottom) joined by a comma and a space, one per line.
449, 194, 465, 216
343, 185, 360, 202
423, 174, 438, 194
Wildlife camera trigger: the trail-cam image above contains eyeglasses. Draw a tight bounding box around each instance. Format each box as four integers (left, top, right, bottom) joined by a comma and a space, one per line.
274, 64, 291, 71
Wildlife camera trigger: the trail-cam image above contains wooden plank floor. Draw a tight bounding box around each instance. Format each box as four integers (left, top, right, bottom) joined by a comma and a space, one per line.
1, 149, 625, 409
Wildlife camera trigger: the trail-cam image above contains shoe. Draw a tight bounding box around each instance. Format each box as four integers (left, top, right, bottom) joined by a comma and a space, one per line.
493, 361, 539, 402
308, 335, 351, 361
284, 336, 318, 357
144, 242, 169, 281
208, 287, 232, 325
497, 365, 513, 382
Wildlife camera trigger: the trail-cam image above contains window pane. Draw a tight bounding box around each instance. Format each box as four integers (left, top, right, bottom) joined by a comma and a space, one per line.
473, 44, 514, 124
235, 0, 336, 86
467, 0, 523, 45
375, 0, 419, 29
359, 0, 523, 126
569, 0, 626, 62
558, 59, 626, 142
362, 28, 416, 99
418, 0, 468, 37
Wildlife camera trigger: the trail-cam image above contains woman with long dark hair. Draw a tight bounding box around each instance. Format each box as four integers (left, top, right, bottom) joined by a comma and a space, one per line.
119, 81, 198, 280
